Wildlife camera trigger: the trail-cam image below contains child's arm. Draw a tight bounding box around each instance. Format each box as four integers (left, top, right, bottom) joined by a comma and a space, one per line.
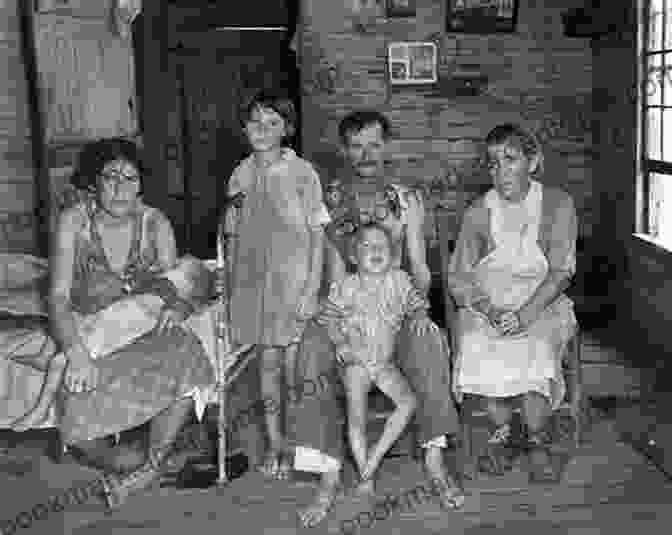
297, 227, 325, 319
297, 164, 331, 319
324, 281, 349, 346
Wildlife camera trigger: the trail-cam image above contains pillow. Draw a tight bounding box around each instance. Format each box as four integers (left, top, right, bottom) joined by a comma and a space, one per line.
0, 254, 49, 317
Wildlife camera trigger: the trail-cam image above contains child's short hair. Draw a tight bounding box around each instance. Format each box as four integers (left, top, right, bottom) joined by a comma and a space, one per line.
338, 110, 392, 145
484, 123, 544, 178
239, 89, 296, 140
348, 223, 393, 264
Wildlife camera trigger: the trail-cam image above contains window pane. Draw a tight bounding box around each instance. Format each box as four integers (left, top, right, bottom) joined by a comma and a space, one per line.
664, 108, 672, 160
651, 0, 665, 51
665, 54, 672, 105
647, 53, 663, 106
650, 0, 665, 51
649, 173, 672, 246
666, 1, 672, 49
647, 107, 662, 159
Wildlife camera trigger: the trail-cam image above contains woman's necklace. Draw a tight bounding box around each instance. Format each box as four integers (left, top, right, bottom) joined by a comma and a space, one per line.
93, 208, 137, 277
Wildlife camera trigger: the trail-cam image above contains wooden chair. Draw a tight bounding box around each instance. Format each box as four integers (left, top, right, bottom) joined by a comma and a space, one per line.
434, 194, 586, 481
456, 326, 584, 480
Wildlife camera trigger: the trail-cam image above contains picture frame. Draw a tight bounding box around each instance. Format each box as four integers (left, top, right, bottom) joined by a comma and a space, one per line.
388, 42, 437, 85
446, 0, 520, 34
387, 0, 416, 18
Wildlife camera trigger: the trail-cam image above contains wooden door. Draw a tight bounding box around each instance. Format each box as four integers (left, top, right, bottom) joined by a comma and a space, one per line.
161, 30, 296, 258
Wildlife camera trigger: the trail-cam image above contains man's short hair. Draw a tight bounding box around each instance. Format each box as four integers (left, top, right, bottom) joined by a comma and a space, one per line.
338, 110, 392, 145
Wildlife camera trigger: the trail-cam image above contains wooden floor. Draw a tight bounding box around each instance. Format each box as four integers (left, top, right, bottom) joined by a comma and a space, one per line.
2, 409, 670, 535
2, 332, 670, 535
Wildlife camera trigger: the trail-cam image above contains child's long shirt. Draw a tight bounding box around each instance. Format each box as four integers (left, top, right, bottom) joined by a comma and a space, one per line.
227, 148, 330, 347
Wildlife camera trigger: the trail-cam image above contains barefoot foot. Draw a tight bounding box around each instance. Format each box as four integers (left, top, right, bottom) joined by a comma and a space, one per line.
298, 469, 340, 528
10, 406, 51, 433
258, 448, 291, 480
433, 476, 466, 510
424, 445, 466, 510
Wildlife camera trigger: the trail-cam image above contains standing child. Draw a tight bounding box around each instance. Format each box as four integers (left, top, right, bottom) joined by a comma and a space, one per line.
226, 90, 329, 479
326, 223, 433, 496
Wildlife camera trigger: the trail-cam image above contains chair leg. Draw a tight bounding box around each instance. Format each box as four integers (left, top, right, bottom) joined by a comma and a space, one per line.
411, 421, 422, 461
571, 330, 583, 448
462, 420, 477, 481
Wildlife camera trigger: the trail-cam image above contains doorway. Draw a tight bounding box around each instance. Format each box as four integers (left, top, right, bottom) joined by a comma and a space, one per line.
132, 14, 300, 258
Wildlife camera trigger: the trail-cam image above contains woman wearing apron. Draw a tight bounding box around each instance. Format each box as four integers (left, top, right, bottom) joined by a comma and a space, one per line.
449, 123, 578, 483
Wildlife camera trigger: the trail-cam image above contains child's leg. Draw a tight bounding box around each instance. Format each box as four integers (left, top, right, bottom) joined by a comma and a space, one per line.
361, 365, 417, 482
341, 364, 373, 480
259, 345, 286, 478
275, 342, 300, 478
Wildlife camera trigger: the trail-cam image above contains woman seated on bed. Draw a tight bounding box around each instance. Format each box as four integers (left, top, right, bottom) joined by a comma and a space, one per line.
41, 138, 213, 508
448, 124, 578, 483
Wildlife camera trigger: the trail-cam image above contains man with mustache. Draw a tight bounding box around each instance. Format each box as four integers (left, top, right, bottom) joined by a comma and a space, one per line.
288, 110, 465, 528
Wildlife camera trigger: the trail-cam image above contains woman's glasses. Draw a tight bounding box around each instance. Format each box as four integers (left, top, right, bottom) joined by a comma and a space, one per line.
100, 170, 141, 186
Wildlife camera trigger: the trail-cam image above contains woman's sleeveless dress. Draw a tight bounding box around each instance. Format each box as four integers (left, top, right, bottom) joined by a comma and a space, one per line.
58, 201, 214, 445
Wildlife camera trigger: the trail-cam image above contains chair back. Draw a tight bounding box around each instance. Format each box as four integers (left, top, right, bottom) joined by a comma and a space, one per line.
431, 180, 491, 335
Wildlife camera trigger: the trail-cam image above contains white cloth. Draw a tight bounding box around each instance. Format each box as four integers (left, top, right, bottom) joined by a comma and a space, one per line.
294, 446, 342, 473
453, 181, 573, 408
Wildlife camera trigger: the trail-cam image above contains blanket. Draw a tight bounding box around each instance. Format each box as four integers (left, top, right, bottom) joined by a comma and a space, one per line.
0, 254, 250, 432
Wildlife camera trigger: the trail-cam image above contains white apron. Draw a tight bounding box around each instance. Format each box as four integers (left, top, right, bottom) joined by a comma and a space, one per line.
453, 181, 575, 409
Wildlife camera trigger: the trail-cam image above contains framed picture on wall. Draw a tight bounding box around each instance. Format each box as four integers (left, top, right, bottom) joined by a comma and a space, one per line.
446, 0, 519, 34
387, 0, 416, 18
388, 42, 437, 85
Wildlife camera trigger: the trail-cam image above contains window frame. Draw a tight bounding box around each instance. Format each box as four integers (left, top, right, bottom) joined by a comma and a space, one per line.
639, 0, 672, 245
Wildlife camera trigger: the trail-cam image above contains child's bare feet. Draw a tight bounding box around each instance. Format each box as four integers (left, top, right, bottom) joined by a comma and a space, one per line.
259, 447, 291, 480
298, 469, 340, 528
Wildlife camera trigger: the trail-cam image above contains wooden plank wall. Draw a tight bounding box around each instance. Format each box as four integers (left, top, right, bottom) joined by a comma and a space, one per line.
299, 0, 594, 243
0, 0, 37, 253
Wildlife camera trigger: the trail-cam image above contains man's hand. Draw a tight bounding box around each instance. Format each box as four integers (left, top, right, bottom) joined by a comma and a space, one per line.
296, 291, 320, 321
315, 297, 353, 327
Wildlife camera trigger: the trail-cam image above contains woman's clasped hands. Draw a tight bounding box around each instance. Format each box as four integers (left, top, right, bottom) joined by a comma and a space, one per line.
485, 304, 529, 336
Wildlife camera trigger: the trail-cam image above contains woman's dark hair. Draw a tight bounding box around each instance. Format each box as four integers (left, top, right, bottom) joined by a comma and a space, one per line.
239, 89, 297, 140
338, 110, 392, 145
484, 123, 544, 178
70, 137, 144, 193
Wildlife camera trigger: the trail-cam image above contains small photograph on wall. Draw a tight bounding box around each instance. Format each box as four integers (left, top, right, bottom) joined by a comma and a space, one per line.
387, 0, 416, 18
446, 0, 519, 34
388, 42, 437, 85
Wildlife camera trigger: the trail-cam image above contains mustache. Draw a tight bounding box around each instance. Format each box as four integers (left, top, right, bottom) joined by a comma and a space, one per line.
357, 161, 378, 166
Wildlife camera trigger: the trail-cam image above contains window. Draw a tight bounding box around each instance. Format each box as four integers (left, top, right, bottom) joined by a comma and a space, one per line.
640, 0, 672, 247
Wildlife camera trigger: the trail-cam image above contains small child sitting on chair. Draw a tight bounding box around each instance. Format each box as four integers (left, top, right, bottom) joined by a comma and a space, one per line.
325, 223, 433, 496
